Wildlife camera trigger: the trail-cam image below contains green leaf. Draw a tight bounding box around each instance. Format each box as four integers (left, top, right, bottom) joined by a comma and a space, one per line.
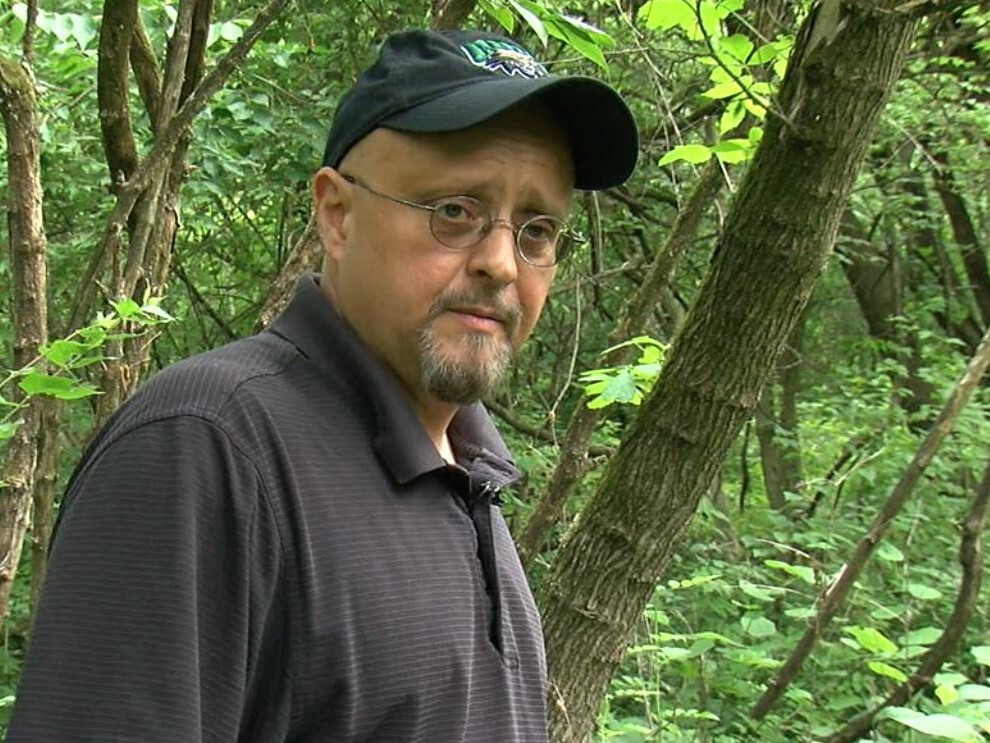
936, 672, 970, 687
508, 0, 548, 46
958, 684, 990, 702
659, 143, 712, 166
751, 42, 783, 65
697, 0, 722, 38
220, 21, 243, 43
711, 139, 752, 164
764, 559, 815, 584
739, 579, 780, 602
741, 614, 776, 637
701, 80, 743, 100
718, 100, 746, 135
638, 0, 696, 32
18, 371, 101, 400
907, 582, 942, 601
971, 646, 990, 666
718, 34, 753, 63
868, 661, 907, 682
846, 626, 898, 655
881, 708, 982, 742
597, 370, 638, 405
111, 297, 143, 319
41, 338, 94, 367
0, 420, 22, 441
877, 541, 905, 562
479, 0, 515, 33
546, 17, 607, 70
140, 303, 176, 323
51, 13, 74, 42
936, 684, 960, 705
901, 626, 942, 646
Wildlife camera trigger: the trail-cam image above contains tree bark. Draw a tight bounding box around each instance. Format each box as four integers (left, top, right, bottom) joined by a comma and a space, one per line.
0, 52, 48, 624
431, 0, 477, 30
932, 151, 990, 327
751, 320, 990, 720
516, 160, 724, 568
756, 311, 806, 510
539, 5, 920, 740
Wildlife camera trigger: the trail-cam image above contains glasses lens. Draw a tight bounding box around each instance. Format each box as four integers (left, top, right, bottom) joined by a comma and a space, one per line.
518, 216, 565, 266
430, 197, 486, 249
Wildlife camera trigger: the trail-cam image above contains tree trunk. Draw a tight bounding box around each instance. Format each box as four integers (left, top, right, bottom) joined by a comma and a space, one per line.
756, 311, 806, 510
539, 5, 920, 740
0, 52, 48, 624
516, 160, 724, 568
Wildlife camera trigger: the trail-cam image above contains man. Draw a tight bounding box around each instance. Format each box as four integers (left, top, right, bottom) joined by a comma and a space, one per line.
9, 28, 637, 742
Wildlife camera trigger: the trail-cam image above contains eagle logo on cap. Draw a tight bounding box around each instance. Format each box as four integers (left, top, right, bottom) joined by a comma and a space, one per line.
461, 39, 549, 79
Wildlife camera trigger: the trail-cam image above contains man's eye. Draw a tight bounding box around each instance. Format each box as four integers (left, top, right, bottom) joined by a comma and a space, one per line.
436, 201, 472, 222
435, 200, 478, 223
522, 219, 558, 242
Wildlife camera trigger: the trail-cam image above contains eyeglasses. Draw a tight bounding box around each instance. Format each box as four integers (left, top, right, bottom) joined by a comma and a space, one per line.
341, 174, 584, 267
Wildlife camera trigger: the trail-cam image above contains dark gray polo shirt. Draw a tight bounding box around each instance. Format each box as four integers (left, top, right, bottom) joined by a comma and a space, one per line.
10, 274, 548, 742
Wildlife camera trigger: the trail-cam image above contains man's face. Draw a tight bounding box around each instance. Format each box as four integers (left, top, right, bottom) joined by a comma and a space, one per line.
314, 104, 574, 412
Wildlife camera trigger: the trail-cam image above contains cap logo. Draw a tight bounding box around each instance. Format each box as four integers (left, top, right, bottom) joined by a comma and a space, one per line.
460, 39, 548, 79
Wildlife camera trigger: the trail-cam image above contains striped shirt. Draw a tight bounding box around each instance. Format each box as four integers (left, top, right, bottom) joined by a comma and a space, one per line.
10, 274, 548, 742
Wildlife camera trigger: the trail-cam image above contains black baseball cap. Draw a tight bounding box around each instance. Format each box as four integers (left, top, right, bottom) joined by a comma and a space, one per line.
321, 29, 638, 190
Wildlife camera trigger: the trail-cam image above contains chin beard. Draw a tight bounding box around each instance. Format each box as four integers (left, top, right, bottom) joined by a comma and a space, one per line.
417, 328, 513, 405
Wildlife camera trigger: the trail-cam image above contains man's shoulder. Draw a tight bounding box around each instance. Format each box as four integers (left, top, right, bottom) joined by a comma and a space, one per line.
103, 332, 302, 439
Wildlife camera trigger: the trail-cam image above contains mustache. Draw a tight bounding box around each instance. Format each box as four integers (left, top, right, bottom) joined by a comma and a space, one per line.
428, 289, 523, 335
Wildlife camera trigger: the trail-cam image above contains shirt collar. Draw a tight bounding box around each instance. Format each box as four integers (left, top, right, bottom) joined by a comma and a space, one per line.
267, 274, 522, 490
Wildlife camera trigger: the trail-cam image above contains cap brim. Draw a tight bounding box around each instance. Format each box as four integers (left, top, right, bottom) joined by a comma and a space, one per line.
381, 76, 638, 190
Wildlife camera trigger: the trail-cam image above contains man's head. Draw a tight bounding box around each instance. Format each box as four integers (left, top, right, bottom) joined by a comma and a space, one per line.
313, 29, 637, 415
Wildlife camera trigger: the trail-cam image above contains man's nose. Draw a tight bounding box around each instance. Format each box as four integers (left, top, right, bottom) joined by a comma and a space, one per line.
467, 220, 519, 284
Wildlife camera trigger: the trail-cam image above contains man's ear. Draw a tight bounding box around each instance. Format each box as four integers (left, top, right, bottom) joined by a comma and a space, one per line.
312, 167, 351, 260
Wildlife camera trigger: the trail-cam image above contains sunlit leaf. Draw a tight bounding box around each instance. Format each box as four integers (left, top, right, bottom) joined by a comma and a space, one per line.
846, 626, 898, 655
18, 372, 101, 400
936, 684, 960, 705
508, 0, 548, 46
868, 661, 907, 682
638, 0, 695, 32
659, 143, 712, 165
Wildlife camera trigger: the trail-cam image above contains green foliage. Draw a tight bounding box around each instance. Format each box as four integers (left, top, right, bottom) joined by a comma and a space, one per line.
579, 336, 667, 409
638, 0, 792, 166
479, 0, 615, 69
0, 297, 175, 445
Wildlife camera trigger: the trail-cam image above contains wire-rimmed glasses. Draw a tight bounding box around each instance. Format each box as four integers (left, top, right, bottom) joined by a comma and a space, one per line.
341, 174, 583, 267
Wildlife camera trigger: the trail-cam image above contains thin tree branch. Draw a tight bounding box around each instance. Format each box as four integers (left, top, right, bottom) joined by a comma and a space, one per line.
23, 0, 38, 64
431, 0, 478, 30
485, 399, 613, 458
821, 450, 990, 743
751, 321, 990, 720
254, 213, 323, 331
97, 0, 140, 184
130, 13, 163, 133
68, 0, 294, 331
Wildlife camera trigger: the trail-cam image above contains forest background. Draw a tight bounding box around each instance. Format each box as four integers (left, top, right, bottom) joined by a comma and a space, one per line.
1, 0, 989, 741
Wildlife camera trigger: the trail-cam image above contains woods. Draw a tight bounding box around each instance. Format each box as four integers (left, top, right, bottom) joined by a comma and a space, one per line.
3, 0, 990, 740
